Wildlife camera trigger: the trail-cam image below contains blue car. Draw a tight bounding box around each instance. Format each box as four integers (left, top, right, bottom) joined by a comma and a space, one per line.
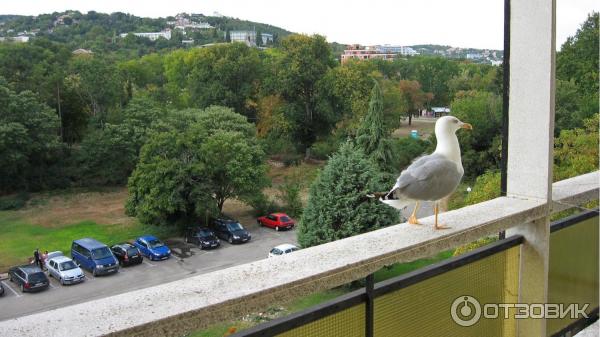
71, 238, 119, 276
133, 235, 171, 261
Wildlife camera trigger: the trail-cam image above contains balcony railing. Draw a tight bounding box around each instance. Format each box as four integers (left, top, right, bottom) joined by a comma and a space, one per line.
234, 207, 598, 337
0, 172, 596, 337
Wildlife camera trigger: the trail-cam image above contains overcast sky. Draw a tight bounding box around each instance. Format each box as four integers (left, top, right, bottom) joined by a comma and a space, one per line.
2, 0, 598, 50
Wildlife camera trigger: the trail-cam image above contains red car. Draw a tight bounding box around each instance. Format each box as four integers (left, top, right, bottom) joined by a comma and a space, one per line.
257, 213, 295, 231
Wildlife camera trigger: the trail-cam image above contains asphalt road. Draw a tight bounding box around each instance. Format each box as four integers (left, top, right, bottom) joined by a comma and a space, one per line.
0, 225, 297, 321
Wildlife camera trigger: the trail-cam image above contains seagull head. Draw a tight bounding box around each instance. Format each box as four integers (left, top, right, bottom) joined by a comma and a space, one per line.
435, 116, 472, 136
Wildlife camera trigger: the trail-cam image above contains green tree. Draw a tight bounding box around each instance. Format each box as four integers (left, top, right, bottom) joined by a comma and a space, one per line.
276, 34, 336, 149
126, 106, 268, 225
319, 60, 378, 135
556, 12, 599, 96
298, 142, 399, 248
76, 96, 166, 186
76, 124, 138, 186
255, 30, 262, 47
380, 77, 409, 131
125, 128, 213, 226
404, 56, 459, 107
555, 12, 599, 134
450, 90, 502, 178
278, 177, 303, 217
0, 78, 63, 193
66, 55, 127, 124
554, 114, 599, 181
356, 80, 393, 171
200, 130, 268, 211
447, 63, 499, 100
165, 44, 263, 117
397, 80, 433, 125
388, 137, 429, 172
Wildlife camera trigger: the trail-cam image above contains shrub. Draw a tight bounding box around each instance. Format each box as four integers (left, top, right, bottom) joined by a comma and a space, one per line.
278, 178, 303, 217
0, 192, 30, 210
309, 136, 340, 160
244, 193, 279, 217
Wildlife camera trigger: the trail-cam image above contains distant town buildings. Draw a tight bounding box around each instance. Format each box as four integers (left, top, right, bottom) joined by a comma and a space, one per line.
341, 44, 419, 64
414, 46, 503, 64
72, 48, 93, 55
230, 30, 274, 46
120, 29, 172, 41
53, 13, 77, 26
342, 44, 502, 65
260, 33, 274, 45
12, 36, 30, 43
466, 53, 483, 60
167, 13, 213, 30
376, 45, 419, 56
0, 35, 29, 43
431, 107, 451, 117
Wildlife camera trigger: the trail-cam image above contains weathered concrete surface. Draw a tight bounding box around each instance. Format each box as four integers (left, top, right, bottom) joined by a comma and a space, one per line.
0, 174, 597, 337
552, 171, 599, 212
574, 320, 599, 337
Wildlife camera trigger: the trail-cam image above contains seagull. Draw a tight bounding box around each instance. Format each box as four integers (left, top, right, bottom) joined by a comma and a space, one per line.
369, 116, 472, 230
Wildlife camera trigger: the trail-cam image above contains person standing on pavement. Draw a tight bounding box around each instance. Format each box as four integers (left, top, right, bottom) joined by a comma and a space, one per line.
41, 250, 49, 270
33, 248, 42, 269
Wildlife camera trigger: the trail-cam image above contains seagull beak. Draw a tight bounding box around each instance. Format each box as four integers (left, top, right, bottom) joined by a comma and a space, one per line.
461, 123, 473, 130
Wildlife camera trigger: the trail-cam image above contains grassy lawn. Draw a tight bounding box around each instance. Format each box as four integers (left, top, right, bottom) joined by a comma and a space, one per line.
392, 118, 437, 138
0, 212, 173, 271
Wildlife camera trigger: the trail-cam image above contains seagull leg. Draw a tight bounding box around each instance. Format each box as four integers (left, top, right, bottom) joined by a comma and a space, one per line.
434, 203, 450, 230
408, 201, 422, 225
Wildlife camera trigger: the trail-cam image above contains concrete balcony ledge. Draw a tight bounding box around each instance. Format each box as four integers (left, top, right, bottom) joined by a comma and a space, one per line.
551, 171, 599, 212
0, 172, 597, 337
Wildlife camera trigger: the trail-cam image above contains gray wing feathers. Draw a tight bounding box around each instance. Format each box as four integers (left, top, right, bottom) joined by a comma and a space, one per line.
391, 154, 463, 201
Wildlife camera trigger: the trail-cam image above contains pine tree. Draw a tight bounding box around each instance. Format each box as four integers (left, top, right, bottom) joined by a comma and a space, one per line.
297, 142, 399, 248
356, 80, 393, 171
255, 30, 262, 47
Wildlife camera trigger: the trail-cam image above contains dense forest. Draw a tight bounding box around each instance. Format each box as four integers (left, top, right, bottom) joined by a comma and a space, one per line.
0, 10, 597, 240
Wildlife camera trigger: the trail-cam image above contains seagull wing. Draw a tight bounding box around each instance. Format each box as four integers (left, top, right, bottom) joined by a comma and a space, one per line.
392, 153, 463, 201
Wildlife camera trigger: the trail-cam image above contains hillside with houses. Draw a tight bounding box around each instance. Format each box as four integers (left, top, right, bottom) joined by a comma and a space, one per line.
1, 11, 501, 64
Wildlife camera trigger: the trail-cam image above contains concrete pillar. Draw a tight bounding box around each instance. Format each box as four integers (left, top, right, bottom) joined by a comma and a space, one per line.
506, 0, 555, 336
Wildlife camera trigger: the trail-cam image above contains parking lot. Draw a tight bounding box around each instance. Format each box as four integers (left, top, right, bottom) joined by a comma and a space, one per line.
0, 225, 297, 321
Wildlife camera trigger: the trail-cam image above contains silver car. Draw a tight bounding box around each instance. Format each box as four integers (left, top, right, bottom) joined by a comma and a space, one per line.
45, 251, 85, 285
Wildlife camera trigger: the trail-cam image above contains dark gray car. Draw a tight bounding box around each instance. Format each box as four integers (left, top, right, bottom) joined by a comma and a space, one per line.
8, 265, 49, 293
212, 218, 251, 244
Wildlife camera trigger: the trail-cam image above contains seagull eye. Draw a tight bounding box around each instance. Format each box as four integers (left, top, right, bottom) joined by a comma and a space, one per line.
452, 119, 458, 123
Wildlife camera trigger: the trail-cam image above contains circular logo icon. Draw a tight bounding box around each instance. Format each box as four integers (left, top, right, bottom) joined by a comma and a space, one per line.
451, 295, 481, 327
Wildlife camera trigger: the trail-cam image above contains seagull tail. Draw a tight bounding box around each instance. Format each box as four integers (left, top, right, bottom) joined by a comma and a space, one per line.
379, 189, 412, 210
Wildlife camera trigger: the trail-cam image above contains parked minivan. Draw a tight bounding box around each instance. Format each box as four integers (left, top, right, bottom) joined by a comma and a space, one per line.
71, 238, 119, 276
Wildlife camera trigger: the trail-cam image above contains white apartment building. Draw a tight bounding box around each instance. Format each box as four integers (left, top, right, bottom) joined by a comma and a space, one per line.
119, 29, 172, 41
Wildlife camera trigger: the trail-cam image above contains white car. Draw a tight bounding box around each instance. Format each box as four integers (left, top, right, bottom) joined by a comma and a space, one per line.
45, 251, 85, 285
268, 244, 299, 258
